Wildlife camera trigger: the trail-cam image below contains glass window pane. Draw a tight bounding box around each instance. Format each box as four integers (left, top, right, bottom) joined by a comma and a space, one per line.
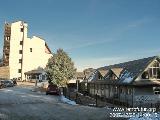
153, 68, 157, 76
149, 68, 152, 77
153, 62, 157, 67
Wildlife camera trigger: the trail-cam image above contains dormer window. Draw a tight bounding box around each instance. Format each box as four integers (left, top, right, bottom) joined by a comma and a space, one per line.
108, 72, 117, 80
141, 71, 149, 79
98, 75, 103, 80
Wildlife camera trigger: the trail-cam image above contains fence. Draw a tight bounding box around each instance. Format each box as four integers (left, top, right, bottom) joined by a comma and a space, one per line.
62, 87, 114, 107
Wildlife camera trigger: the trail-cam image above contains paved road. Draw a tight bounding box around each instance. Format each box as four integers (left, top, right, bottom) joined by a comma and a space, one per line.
0, 86, 125, 120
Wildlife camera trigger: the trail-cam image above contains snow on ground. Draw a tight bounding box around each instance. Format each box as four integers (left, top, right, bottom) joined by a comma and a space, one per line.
60, 95, 77, 105
0, 86, 110, 120
129, 112, 160, 120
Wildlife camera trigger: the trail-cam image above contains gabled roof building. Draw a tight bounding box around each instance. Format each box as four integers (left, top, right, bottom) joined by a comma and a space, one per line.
87, 56, 160, 107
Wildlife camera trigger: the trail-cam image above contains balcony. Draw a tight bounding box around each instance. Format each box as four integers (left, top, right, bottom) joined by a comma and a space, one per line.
3, 43, 10, 47
3, 49, 10, 54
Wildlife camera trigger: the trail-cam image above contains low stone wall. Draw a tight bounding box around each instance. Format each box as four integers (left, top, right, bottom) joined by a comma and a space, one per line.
0, 66, 10, 79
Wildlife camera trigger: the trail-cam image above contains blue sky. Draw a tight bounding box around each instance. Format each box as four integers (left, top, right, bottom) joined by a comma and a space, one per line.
0, 0, 160, 71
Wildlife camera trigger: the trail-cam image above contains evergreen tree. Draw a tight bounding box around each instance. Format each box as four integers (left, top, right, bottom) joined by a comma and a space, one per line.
45, 49, 76, 86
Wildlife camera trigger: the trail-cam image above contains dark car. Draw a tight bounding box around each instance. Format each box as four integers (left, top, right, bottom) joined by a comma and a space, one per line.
0, 80, 5, 88
2, 80, 14, 87
46, 84, 60, 95
0, 80, 8, 88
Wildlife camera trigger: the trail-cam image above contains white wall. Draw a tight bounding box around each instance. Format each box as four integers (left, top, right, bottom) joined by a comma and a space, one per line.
22, 36, 52, 80
9, 21, 27, 79
8, 21, 52, 80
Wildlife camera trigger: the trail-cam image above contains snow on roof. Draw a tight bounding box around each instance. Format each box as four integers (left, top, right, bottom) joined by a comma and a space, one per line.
123, 77, 133, 83
98, 69, 108, 77
120, 70, 133, 83
88, 70, 97, 82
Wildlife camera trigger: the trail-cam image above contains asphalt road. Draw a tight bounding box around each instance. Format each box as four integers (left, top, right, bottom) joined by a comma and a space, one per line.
0, 85, 125, 120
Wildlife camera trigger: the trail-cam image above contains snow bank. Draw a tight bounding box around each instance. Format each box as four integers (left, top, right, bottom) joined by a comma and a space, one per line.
129, 112, 160, 120
60, 95, 77, 105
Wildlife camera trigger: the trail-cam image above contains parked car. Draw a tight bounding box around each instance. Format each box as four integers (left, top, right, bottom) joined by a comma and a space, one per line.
0, 80, 5, 88
46, 83, 60, 95
0, 80, 8, 88
1, 80, 14, 87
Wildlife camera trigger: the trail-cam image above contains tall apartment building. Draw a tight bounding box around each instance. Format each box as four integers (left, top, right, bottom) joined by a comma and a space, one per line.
2, 21, 52, 80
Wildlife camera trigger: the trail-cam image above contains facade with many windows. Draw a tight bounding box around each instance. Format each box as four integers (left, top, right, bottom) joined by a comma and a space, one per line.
1, 21, 52, 80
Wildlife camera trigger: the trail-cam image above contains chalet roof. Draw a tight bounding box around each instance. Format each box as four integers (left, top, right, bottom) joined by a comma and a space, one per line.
90, 56, 159, 85
76, 72, 85, 78
99, 56, 156, 77
111, 68, 123, 78
98, 69, 109, 77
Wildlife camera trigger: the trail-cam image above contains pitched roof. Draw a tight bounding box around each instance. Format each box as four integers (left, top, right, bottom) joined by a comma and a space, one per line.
99, 56, 156, 76
45, 42, 52, 54
111, 68, 123, 78
76, 72, 85, 78
98, 69, 109, 77
91, 56, 158, 85
24, 69, 45, 75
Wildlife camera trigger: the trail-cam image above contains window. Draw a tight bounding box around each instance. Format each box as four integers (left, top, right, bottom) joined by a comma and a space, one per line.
127, 88, 132, 95
120, 88, 124, 94
6, 36, 10, 41
18, 69, 21, 73
98, 75, 103, 80
30, 48, 32, 52
148, 60, 160, 79
141, 71, 149, 79
20, 28, 24, 32
114, 86, 118, 93
101, 84, 104, 90
20, 41, 23, 45
106, 71, 117, 80
19, 50, 22, 54
19, 59, 22, 63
